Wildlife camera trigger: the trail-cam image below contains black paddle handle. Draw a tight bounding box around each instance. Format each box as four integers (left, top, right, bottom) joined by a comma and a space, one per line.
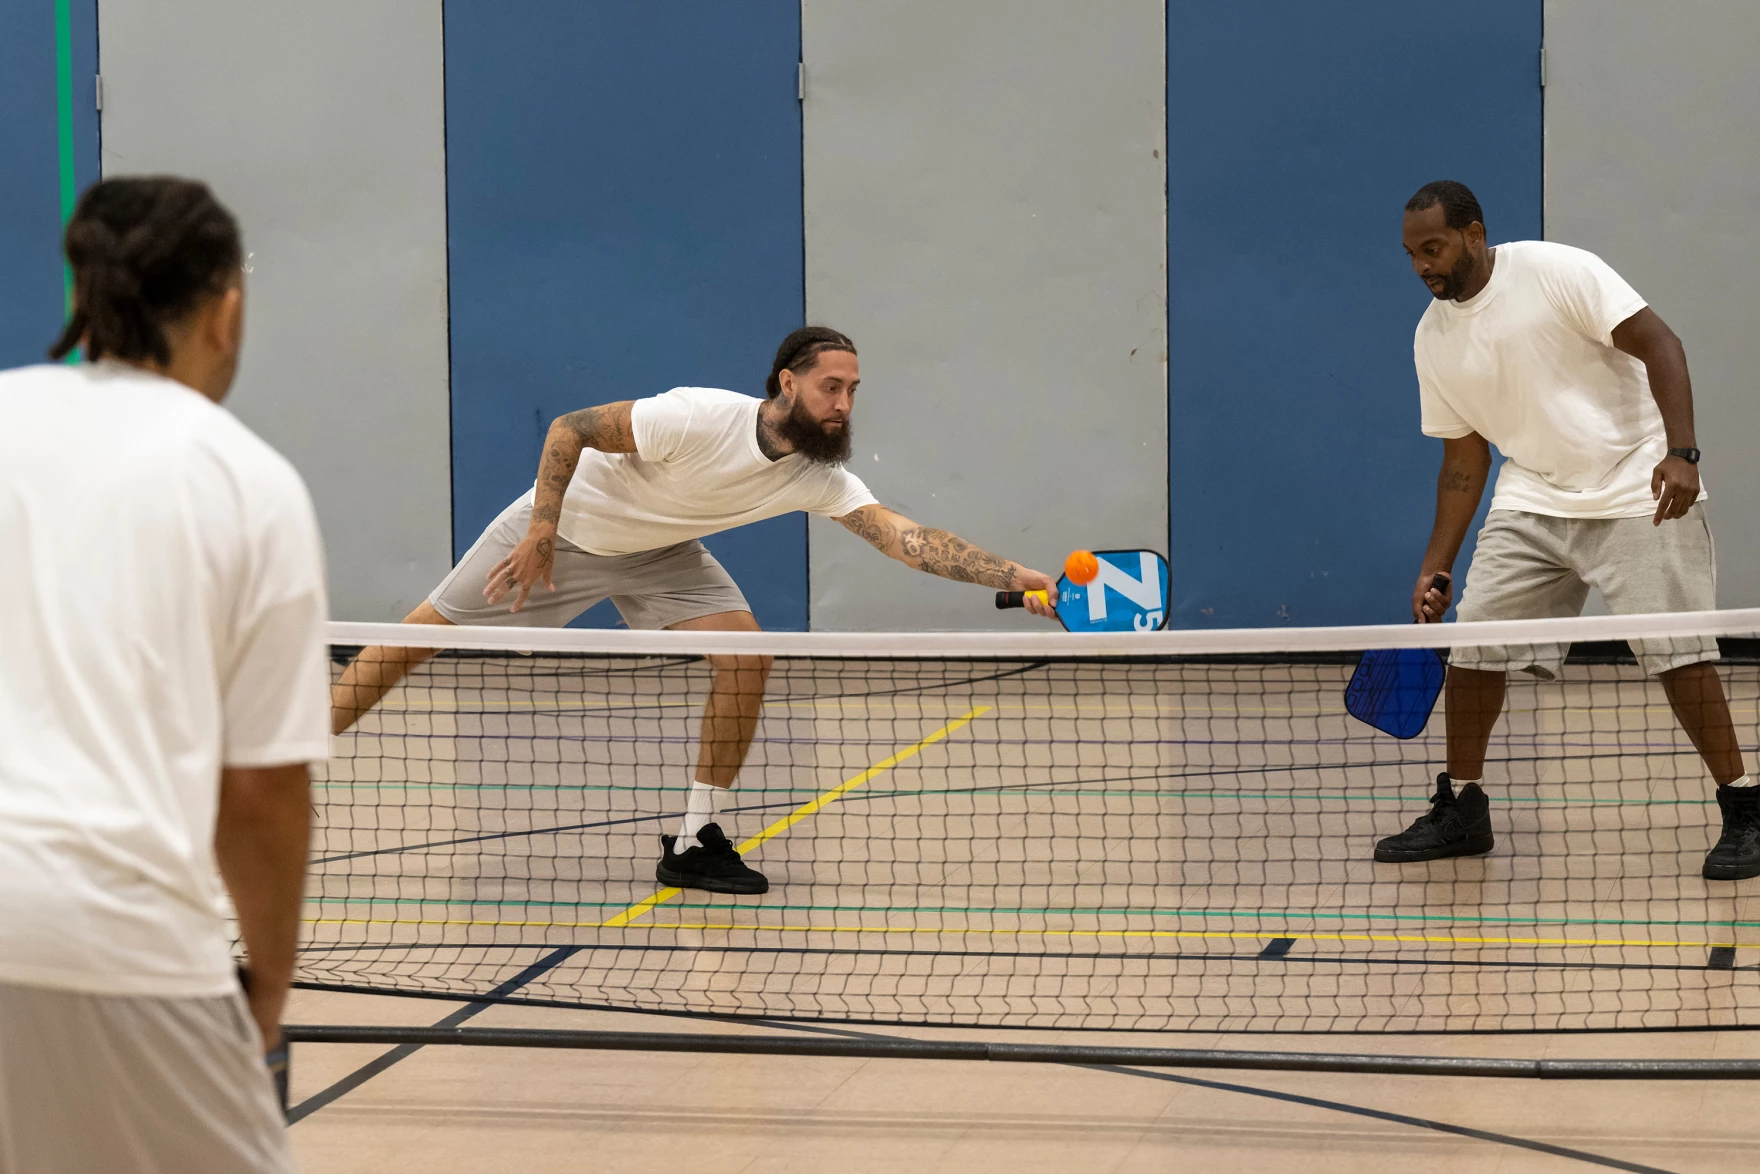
995, 591, 1026, 609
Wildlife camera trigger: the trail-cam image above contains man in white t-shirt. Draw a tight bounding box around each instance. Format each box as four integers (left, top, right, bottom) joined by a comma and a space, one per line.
333, 326, 1058, 895
1374, 180, 1756, 881
0, 179, 329, 1170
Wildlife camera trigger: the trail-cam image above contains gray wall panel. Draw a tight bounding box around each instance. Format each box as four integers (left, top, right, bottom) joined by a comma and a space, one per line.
98, 1, 452, 620
1546, 0, 1760, 606
803, 0, 1167, 631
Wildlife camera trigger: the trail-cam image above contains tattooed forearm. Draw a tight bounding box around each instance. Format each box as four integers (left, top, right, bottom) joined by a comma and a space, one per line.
1439, 469, 1474, 494
836, 506, 898, 551
836, 505, 1022, 589
898, 525, 1018, 588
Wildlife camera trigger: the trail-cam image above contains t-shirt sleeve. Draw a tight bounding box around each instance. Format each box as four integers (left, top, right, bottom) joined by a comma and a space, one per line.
1415, 341, 1475, 439
629, 389, 698, 463
1541, 245, 1649, 346
221, 465, 331, 768
812, 467, 881, 518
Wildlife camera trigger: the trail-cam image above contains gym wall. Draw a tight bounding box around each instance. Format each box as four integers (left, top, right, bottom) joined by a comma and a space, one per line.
1545, 0, 1760, 608
801, 0, 1170, 632
444, 0, 809, 631
1166, 1, 1542, 628
96, 0, 453, 623
13, 3, 1755, 628
0, 0, 98, 369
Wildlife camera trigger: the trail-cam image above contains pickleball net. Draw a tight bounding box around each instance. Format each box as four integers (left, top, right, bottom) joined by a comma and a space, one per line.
299, 611, 1760, 1034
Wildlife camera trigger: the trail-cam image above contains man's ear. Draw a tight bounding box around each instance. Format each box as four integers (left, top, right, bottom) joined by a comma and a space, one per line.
205, 285, 244, 358
775, 366, 795, 402
1466, 220, 1487, 250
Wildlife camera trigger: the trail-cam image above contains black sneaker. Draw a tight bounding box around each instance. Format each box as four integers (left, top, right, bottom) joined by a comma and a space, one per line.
656, 822, 769, 894
1703, 785, 1760, 881
1374, 774, 1494, 863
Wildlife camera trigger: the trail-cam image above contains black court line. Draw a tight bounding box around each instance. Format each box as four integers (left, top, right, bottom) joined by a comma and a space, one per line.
285, 945, 578, 1125
1078, 1064, 1675, 1173
735, 1018, 1672, 1172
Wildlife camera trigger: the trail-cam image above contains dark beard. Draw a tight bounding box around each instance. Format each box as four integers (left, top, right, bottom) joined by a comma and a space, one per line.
1431, 250, 1480, 300
775, 400, 852, 465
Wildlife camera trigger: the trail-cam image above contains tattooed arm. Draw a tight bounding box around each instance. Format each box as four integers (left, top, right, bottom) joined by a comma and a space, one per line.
485, 402, 637, 612
834, 504, 1060, 618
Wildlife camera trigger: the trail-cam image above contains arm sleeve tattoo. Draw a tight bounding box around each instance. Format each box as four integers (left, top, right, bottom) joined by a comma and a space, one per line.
531, 402, 636, 529
837, 506, 1019, 590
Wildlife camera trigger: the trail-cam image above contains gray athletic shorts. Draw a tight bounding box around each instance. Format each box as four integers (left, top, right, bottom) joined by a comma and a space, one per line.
0, 982, 292, 1174
1452, 504, 1718, 678
431, 495, 750, 629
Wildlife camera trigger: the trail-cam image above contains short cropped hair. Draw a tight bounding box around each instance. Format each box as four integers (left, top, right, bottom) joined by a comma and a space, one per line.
1405, 180, 1484, 232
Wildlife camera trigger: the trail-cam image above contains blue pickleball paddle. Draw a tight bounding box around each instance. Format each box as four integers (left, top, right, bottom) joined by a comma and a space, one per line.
1344, 574, 1450, 739
995, 549, 1171, 633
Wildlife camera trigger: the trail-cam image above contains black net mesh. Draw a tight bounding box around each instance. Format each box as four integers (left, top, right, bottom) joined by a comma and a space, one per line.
301, 629, 1760, 1033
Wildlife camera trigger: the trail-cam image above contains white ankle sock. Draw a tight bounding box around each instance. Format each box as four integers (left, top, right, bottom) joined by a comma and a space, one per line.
1724, 775, 1757, 789
1450, 776, 1482, 787
677, 781, 720, 844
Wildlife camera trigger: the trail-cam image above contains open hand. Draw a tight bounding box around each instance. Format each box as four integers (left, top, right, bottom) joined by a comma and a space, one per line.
484, 531, 556, 612
1013, 568, 1061, 621
1651, 455, 1700, 525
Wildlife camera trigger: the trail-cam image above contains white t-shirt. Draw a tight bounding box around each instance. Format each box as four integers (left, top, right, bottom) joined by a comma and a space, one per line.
1415, 239, 1698, 518
0, 362, 331, 997
556, 387, 878, 555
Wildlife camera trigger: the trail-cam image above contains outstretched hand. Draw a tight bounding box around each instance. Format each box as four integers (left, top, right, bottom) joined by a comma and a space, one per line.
1013, 567, 1061, 620
484, 531, 556, 612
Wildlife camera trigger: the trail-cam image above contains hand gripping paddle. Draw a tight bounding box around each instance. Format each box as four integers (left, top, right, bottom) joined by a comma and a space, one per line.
1343, 574, 1449, 739
996, 549, 1171, 633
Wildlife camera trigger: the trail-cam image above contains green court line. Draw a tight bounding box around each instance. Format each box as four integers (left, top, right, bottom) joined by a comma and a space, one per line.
301, 894, 1760, 932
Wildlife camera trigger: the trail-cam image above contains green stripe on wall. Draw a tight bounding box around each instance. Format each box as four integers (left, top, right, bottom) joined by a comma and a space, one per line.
54, 0, 78, 360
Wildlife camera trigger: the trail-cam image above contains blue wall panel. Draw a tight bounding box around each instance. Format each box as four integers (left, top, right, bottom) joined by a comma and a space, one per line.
445, 1, 807, 629
0, 0, 99, 368
1167, 1, 1541, 627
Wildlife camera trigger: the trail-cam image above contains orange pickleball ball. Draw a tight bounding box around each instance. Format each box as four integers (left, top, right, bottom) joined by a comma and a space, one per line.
1064, 550, 1099, 585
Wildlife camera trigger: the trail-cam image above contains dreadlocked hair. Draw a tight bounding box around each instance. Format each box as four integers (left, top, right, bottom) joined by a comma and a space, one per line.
50, 176, 243, 365
765, 326, 856, 398
1405, 180, 1484, 232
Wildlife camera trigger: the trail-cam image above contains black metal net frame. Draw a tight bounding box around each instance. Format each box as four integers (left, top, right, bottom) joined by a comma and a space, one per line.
297, 611, 1760, 1043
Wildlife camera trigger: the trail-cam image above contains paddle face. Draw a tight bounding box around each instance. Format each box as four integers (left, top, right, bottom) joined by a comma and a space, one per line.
1053, 549, 1171, 633
1345, 647, 1446, 739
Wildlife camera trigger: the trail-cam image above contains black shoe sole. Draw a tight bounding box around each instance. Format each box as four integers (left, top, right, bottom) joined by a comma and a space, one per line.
1374, 834, 1495, 863
1702, 859, 1760, 881
655, 861, 769, 895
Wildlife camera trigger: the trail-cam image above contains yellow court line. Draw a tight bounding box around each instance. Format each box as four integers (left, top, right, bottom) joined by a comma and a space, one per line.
304, 915, 1744, 952
598, 705, 991, 929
